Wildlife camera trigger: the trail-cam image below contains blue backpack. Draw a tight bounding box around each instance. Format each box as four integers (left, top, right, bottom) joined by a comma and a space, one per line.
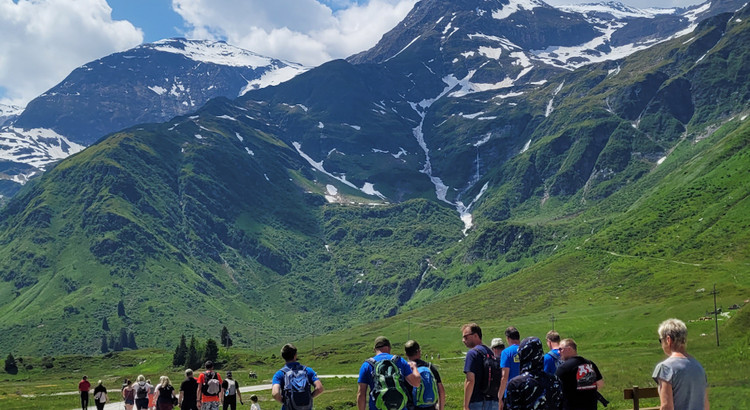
413, 363, 438, 408
281, 365, 313, 410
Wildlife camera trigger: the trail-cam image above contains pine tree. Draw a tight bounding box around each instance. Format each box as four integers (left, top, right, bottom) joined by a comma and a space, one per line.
220, 326, 233, 348
128, 331, 137, 349
5, 353, 18, 374
117, 300, 126, 317
101, 335, 109, 354
109, 335, 116, 350
186, 336, 200, 369
173, 335, 187, 367
119, 328, 129, 350
203, 339, 219, 364
102, 317, 109, 331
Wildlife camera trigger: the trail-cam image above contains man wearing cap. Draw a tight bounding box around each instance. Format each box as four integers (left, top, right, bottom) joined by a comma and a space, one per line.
505, 337, 563, 409
461, 323, 499, 410
272, 343, 324, 410
490, 338, 505, 359
357, 336, 421, 410
222, 370, 243, 410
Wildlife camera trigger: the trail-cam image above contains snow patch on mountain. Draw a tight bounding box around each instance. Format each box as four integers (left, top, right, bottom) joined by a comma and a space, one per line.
0, 127, 85, 171
493, 0, 545, 20
153, 39, 274, 68
558, 2, 676, 19
148, 85, 167, 95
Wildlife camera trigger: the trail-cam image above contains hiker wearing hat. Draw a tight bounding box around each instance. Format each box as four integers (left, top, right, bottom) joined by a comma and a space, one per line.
221, 371, 242, 410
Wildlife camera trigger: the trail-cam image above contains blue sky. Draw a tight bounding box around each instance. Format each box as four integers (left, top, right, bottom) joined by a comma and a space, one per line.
0, 0, 706, 107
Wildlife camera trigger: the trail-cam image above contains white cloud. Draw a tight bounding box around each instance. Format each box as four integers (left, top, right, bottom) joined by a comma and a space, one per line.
173, 0, 417, 67
0, 0, 143, 106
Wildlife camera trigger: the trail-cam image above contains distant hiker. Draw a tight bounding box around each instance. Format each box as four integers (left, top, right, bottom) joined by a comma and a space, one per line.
93, 380, 108, 410
222, 370, 243, 410
272, 343, 323, 410
79, 375, 91, 410
123, 379, 135, 410
543, 331, 563, 375
461, 323, 501, 410
196, 361, 223, 410
154, 375, 178, 410
135, 375, 153, 410
490, 338, 505, 358
357, 336, 420, 410
505, 336, 563, 410
653, 318, 709, 410
249, 394, 261, 410
555, 338, 604, 410
179, 369, 199, 410
404, 339, 445, 410
499, 326, 522, 409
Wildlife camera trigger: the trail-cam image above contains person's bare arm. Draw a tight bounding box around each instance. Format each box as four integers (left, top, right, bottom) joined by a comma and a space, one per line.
357, 383, 368, 410
312, 379, 324, 398
658, 379, 674, 410
405, 361, 421, 387
704, 388, 710, 410
463, 372, 475, 410
596, 379, 604, 389
271, 384, 283, 403
437, 382, 446, 410
498, 367, 510, 410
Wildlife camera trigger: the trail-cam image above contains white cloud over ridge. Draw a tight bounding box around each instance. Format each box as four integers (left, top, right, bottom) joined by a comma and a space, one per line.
173, 0, 417, 67
0, 0, 143, 106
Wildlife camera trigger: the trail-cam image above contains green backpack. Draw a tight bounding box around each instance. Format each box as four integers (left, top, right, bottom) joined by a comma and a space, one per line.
367, 355, 409, 410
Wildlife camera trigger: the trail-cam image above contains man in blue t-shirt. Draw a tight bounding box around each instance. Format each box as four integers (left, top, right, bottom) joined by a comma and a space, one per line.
272, 343, 324, 410
357, 336, 421, 410
499, 326, 521, 409
543, 330, 562, 375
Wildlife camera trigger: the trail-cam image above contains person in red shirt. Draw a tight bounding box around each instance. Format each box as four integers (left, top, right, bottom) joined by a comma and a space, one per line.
196, 361, 223, 410
79, 375, 91, 410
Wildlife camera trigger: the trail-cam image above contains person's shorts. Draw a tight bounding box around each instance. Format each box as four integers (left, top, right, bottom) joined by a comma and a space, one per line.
135, 397, 150, 409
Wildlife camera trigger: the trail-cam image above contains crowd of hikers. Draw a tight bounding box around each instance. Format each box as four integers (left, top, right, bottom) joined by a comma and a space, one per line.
77, 317, 708, 410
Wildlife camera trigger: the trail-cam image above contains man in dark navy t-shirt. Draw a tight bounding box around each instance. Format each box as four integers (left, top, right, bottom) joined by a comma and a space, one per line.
462, 323, 499, 410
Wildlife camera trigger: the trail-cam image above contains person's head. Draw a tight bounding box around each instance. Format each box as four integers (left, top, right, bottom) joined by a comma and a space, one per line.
124, 379, 132, 387
658, 318, 688, 354
281, 343, 298, 362
490, 337, 505, 355
546, 330, 561, 348
250, 394, 259, 403
505, 326, 520, 344
374, 336, 391, 353
518, 336, 545, 373
185, 369, 193, 379
461, 323, 482, 348
82, 375, 88, 381
559, 338, 578, 360
97, 380, 103, 386
160, 375, 171, 387
204, 360, 214, 370
226, 371, 233, 380
146, 379, 151, 385
136, 374, 145, 383
404, 340, 421, 359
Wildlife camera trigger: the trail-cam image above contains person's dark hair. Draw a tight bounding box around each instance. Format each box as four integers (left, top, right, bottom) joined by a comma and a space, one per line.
281, 343, 298, 361
404, 340, 420, 357
546, 330, 561, 343
374, 336, 391, 349
250, 394, 258, 402
505, 326, 520, 340
461, 323, 482, 340
185, 369, 193, 377
204, 360, 214, 369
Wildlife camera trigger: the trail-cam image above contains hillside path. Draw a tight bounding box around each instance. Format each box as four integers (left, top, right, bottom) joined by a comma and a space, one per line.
71, 375, 357, 410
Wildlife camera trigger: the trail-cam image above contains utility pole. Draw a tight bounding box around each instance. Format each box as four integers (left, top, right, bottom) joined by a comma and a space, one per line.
312, 330, 315, 356
408, 318, 411, 340
550, 314, 556, 331
710, 284, 719, 347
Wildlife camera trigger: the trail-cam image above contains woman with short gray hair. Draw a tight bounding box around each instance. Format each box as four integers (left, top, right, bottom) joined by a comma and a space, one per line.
652, 318, 709, 410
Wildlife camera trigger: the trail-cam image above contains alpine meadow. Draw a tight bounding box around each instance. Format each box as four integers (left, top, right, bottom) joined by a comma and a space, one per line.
0, 0, 748, 408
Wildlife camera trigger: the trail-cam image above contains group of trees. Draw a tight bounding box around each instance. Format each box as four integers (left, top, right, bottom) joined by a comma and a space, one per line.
100, 328, 138, 353
5, 353, 17, 374
172, 327, 231, 369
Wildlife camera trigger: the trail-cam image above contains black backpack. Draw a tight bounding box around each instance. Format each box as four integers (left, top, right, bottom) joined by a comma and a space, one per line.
474, 346, 502, 398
